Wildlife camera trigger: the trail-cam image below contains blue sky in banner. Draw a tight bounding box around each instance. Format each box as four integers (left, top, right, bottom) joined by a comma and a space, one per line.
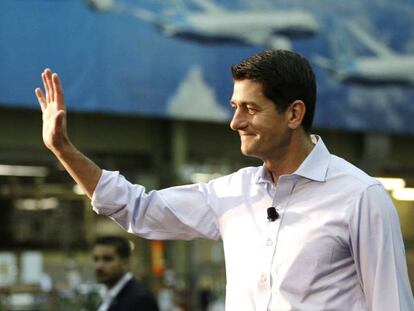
1, 0, 414, 133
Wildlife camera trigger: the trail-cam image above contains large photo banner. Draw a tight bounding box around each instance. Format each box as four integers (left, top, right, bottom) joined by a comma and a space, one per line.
1, 0, 414, 133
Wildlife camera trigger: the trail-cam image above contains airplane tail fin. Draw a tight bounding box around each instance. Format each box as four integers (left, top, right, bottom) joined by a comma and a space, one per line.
84, 0, 157, 22
344, 21, 393, 57
84, 0, 115, 12
313, 17, 355, 79
328, 18, 354, 67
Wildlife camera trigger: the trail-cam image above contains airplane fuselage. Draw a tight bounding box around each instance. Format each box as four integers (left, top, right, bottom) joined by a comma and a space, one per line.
338, 56, 414, 85
159, 10, 318, 45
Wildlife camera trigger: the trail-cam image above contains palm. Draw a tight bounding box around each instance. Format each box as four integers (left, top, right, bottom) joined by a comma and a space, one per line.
42, 99, 66, 149
35, 69, 68, 152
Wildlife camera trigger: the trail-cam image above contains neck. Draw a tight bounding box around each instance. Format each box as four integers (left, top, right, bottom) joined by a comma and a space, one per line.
105, 273, 127, 290
264, 132, 314, 183
105, 279, 120, 290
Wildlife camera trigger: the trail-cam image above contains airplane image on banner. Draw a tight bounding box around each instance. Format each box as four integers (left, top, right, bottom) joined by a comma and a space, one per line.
85, 0, 319, 50
314, 21, 414, 86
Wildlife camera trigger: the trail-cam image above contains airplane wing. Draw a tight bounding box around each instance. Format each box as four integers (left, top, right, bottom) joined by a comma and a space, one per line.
345, 21, 395, 57
240, 31, 292, 50
313, 55, 333, 70
130, 7, 157, 22
267, 35, 292, 50
240, 31, 271, 45
191, 0, 226, 14
313, 54, 355, 81
85, 0, 115, 12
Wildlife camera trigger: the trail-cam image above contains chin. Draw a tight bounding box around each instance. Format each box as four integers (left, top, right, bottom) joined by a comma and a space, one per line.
95, 274, 108, 283
95, 277, 105, 283
240, 148, 257, 158
241, 146, 264, 160
240, 147, 251, 156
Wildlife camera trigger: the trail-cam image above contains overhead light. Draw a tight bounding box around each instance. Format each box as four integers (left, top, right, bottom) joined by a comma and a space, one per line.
376, 177, 406, 191
0, 165, 48, 177
73, 184, 86, 195
128, 240, 135, 251
191, 172, 222, 183
180, 164, 230, 183
15, 198, 58, 210
392, 188, 414, 201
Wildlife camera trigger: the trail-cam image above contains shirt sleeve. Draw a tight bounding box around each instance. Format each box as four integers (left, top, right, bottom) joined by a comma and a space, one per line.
349, 183, 414, 311
91, 170, 221, 240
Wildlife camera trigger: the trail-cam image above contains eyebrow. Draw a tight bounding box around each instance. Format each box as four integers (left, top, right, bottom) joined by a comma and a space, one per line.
229, 100, 257, 106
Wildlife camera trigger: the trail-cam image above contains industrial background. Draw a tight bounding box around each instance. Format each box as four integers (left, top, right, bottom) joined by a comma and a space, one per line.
0, 0, 413, 310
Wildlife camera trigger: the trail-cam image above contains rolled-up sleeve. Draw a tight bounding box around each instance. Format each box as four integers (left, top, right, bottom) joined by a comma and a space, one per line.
91, 170, 220, 240
349, 184, 414, 310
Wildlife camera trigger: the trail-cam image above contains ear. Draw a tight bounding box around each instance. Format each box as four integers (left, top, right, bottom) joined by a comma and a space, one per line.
287, 100, 306, 130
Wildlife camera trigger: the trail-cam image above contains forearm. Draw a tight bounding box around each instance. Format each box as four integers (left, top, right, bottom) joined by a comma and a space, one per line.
53, 142, 102, 199
35, 69, 102, 198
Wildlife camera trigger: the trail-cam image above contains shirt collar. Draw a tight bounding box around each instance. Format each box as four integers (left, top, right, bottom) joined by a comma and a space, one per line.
293, 135, 330, 182
254, 135, 330, 184
105, 272, 133, 300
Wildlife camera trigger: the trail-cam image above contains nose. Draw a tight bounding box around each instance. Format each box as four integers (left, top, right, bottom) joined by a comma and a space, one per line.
94, 259, 104, 270
230, 107, 247, 131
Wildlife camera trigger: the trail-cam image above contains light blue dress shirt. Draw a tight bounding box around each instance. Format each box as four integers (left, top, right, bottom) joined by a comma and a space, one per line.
92, 136, 414, 310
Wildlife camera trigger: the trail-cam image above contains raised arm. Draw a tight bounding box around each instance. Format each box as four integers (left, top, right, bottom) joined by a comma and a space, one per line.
35, 69, 102, 198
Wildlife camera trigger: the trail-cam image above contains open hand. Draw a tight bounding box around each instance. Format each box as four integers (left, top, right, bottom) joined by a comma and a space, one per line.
35, 69, 70, 153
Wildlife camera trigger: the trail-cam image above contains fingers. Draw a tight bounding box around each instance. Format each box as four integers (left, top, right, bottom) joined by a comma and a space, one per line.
35, 88, 47, 111
52, 73, 65, 111
41, 69, 52, 104
38, 68, 65, 111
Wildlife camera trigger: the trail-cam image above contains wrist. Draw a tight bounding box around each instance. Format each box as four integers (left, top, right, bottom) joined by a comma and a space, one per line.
52, 140, 76, 160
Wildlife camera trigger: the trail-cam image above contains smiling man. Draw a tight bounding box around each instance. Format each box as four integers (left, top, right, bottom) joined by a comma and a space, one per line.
229, 78, 314, 181
36, 49, 414, 310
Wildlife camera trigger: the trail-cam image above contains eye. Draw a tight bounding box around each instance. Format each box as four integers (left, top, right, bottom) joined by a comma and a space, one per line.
102, 255, 114, 262
246, 106, 257, 114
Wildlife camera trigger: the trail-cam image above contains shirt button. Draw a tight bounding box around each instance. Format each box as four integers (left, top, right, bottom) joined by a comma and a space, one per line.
266, 239, 273, 246
261, 274, 267, 283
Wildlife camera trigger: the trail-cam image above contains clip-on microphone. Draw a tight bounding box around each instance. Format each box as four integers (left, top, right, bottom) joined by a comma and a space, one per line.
267, 207, 279, 222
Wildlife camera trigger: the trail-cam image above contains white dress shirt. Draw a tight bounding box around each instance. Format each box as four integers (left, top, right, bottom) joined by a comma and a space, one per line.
98, 272, 133, 311
92, 136, 414, 310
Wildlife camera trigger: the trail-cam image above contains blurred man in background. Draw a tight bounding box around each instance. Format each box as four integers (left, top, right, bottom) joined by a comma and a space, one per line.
93, 236, 159, 311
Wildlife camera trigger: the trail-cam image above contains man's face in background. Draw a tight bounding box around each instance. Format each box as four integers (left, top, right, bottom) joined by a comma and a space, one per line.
92, 244, 128, 288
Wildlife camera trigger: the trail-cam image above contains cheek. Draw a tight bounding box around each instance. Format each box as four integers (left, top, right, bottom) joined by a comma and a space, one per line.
100, 263, 115, 272
256, 123, 278, 138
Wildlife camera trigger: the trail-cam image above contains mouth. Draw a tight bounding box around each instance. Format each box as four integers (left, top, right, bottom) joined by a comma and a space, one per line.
95, 271, 106, 279
239, 131, 255, 136
239, 133, 256, 139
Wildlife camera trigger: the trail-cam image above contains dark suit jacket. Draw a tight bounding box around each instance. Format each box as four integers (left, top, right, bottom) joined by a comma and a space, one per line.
107, 278, 159, 311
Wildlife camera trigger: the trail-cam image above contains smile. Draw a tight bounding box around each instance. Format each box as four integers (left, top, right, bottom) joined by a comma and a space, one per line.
239, 132, 256, 137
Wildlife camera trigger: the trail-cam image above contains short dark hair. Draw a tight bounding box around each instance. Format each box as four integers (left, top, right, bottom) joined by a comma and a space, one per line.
231, 49, 316, 132
94, 236, 131, 259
